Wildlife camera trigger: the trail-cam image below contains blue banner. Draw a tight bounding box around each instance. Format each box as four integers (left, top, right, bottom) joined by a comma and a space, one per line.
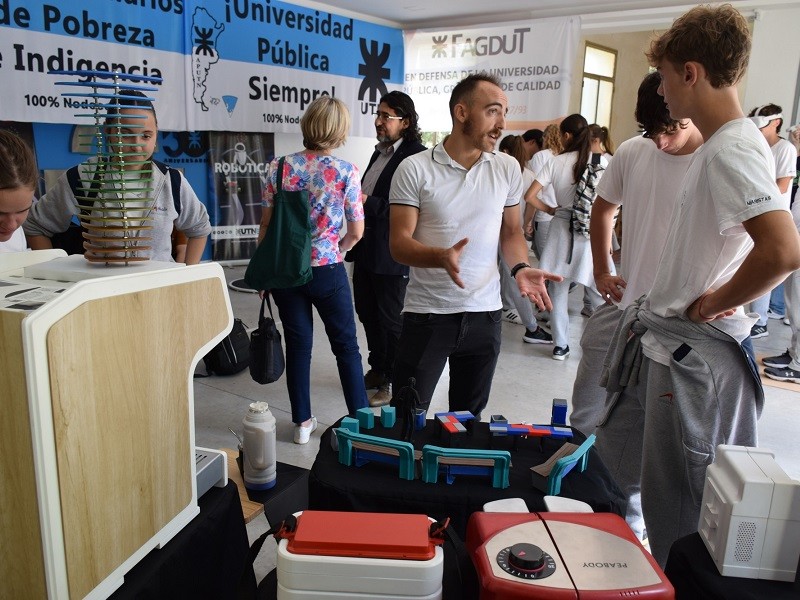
0, 0, 405, 134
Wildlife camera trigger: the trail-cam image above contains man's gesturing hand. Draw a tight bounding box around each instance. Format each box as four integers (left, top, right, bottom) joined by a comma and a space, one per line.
516, 268, 564, 311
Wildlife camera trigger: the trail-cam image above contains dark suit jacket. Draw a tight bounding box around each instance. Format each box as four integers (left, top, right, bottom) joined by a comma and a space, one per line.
347, 138, 427, 275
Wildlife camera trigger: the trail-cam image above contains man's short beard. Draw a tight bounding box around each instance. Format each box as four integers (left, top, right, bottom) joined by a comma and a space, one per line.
377, 132, 400, 143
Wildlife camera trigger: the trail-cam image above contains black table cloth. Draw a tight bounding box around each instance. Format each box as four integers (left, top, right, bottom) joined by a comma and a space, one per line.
309, 417, 626, 538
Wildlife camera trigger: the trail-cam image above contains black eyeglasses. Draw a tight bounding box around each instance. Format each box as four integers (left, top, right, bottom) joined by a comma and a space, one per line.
374, 111, 404, 122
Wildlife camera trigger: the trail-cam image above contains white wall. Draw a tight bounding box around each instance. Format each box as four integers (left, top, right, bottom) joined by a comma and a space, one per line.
274, 132, 378, 174
743, 6, 800, 127
568, 30, 655, 144
273, 130, 379, 236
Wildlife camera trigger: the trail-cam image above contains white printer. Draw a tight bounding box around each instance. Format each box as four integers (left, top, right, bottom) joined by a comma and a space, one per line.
699, 445, 800, 582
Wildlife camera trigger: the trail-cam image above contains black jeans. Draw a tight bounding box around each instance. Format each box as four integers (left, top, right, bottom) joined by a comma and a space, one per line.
352, 263, 408, 380
392, 310, 502, 418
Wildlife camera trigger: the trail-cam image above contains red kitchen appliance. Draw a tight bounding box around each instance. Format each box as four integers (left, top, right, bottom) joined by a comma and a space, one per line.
466, 511, 673, 599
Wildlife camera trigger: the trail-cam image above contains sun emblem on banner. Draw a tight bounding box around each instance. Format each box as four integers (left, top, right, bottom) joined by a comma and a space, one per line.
431, 35, 448, 58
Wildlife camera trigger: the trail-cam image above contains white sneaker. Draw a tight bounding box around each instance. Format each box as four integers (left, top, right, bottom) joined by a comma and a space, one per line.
502, 309, 523, 325
294, 416, 318, 444
785, 317, 791, 326
767, 309, 786, 320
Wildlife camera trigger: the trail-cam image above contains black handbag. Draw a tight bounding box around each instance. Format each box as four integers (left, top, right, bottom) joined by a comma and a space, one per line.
204, 318, 250, 376
244, 156, 312, 291
249, 294, 285, 384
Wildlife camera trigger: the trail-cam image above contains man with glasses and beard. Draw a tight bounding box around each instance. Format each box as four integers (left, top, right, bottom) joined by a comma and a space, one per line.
348, 91, 426, 407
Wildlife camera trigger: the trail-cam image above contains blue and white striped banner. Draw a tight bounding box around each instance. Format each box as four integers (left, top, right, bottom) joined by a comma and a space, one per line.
0, 0, 405, 134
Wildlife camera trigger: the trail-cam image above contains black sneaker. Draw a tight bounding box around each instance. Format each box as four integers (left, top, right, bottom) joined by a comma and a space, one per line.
553, 345, 570, 360
750, 324, 768, 339
763, 350, 792, 368
764, 366, 800, 384
523, 326, 553, 344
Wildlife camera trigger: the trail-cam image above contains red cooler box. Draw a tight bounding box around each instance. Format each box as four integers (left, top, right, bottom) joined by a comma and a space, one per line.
466, 512, 673, 600
276, 510, 444, 599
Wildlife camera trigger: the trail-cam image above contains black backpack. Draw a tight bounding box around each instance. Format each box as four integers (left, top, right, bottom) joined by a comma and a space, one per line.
203, 318, 250, 376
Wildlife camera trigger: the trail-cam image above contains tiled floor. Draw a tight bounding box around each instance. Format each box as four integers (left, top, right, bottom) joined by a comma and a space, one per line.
193, 264, 800, 582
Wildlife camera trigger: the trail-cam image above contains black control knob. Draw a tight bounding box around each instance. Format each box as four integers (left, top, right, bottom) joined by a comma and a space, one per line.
508, 543, 546, 573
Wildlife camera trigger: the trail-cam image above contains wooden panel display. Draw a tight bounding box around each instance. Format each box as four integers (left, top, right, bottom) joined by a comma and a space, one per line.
0, 311, 48, 599
45, 278, 228, 598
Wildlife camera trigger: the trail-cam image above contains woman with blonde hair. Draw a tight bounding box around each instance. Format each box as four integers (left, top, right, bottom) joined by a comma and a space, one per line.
258, 95, 368, 444
543, 123, 563, 154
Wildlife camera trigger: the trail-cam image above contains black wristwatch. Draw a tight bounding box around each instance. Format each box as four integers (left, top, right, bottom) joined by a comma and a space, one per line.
510, 262, 532, 279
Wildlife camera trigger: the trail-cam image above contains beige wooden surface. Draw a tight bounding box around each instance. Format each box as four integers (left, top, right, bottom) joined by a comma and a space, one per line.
222, 448, 265, 524
0, 310, 47, 599
47, 278, 228, 598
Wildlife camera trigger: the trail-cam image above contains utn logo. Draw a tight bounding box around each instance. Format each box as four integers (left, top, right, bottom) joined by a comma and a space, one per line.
358, 38, 390, 116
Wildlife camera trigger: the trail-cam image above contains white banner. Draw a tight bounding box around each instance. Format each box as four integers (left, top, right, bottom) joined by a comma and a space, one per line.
5, 36, 184, 127
403, 17, 580, 132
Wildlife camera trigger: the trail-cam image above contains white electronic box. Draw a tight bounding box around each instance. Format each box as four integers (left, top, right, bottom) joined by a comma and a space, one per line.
699, 445, 800, 582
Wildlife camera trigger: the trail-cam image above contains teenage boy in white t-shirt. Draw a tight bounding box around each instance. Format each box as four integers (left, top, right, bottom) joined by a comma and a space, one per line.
761, 111, 800, 382
598, 5, 800, 567
568, 72, 703, 540
746, 104, 798, 339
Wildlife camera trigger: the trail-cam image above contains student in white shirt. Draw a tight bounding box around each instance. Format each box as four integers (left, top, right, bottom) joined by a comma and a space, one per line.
525, 114, 609, 360
597, 4, 800, 566
0, 130, 37, 254
575, 72, 703, 541
747, 103, 798, 338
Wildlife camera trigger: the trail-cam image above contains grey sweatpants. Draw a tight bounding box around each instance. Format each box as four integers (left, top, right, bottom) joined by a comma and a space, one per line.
641, 349, 760, 567
570, 303, 621, 436
499, 253, 538, 329
533, 220, 551, 260
594, 357, 646, 542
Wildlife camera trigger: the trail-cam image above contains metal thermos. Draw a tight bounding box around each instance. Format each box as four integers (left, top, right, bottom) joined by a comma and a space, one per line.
242, 401, 277, 490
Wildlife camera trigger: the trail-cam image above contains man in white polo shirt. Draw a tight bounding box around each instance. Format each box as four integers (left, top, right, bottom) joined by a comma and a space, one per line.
389, 73, 561, 417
